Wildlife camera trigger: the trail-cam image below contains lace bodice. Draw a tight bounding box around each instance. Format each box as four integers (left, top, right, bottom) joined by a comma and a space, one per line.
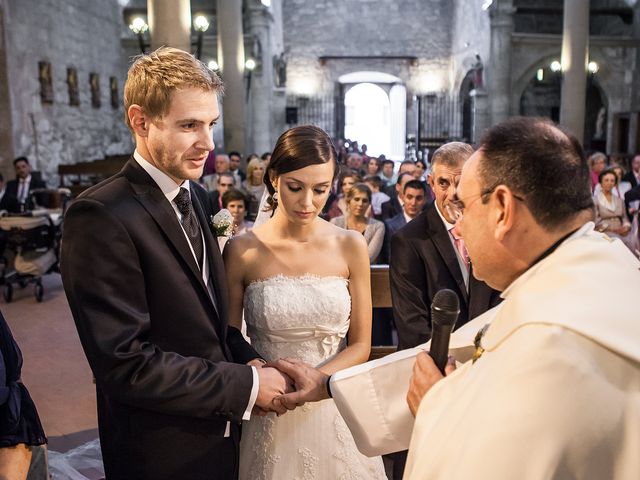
243, 274, 351, 366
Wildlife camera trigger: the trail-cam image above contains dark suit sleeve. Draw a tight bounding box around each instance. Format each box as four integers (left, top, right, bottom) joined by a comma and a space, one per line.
61, 199, 254, 423
226, 327, 261, 365
390, 232, 432, 349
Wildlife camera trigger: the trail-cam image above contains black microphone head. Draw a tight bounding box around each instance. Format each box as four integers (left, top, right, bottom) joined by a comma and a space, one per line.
431, 289, 460, 327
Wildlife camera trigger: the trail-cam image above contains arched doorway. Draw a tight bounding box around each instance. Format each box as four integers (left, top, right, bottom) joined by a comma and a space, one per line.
339, 72, 405, 160
519, 66, 607, 149
344, 83, 390, 157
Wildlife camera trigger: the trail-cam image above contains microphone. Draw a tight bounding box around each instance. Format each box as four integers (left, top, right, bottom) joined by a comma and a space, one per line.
429, 289, 460, 374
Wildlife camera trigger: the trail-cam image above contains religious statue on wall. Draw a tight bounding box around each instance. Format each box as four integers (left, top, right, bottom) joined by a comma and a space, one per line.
273, 51, 287, 88
472, 54, 484, 89
38, 61, 53, 104
110, 77, 119, 109
67, 67, 79, 106
89, 73, 101, 109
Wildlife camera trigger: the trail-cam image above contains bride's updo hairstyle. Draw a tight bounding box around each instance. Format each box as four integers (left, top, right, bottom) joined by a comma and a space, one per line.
263, 125, 338, 211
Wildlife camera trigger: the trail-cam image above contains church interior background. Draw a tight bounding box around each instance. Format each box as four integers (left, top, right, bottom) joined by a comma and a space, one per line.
0, 0, 638, 477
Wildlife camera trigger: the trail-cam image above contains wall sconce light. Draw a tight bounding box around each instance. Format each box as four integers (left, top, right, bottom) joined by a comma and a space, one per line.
193, 15, 210, 60
536, 68, 544, 82
550, 60, 562, 73
588, 61, 599, 75
129, 17, 149, 54
261, 0, 272, 6
208, 60, 219, 71
245, 58, 257, 102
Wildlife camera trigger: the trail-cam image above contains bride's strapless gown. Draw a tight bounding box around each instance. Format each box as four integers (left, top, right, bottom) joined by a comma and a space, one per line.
239, 274, 387, 480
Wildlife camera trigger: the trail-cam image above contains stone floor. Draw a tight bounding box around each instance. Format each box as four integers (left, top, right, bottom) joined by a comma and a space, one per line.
3, 272, 98, 454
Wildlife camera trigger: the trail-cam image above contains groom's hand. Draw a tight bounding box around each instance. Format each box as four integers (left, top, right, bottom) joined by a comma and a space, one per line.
269, 358, 330, 411
255, 367, 294, 415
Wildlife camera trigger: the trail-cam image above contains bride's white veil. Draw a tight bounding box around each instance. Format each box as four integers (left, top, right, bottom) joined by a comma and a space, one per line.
253, 188, 273, 227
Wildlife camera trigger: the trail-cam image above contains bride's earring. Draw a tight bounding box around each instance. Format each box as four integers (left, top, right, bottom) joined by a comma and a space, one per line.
273, 190, 278, 202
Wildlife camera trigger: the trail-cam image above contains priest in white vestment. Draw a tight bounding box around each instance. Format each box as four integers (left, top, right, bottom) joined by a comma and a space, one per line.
404, 117, 640, 479
271, 117, 640, 480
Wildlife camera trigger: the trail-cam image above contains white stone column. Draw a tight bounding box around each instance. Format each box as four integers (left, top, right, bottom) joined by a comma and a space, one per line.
488, 0, 515, 126
217, 0, 246, 154
559, 0, 590, 142
246, 2, 274, 155
147, 0, 191, 52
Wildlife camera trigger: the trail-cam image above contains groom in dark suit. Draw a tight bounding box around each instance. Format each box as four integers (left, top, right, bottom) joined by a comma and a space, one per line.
390, 142, 501, 350
61, 47, 289, 480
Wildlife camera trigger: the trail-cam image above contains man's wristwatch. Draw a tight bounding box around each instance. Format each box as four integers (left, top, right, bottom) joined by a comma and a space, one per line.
326, 376, 333, 398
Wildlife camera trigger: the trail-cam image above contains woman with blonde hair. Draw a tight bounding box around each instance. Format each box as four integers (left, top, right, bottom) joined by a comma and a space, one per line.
242, 158, 266, 221
330, 183, 385, 263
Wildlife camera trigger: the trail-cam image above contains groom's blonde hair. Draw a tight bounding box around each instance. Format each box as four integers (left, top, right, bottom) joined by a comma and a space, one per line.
123, 47, 224, 132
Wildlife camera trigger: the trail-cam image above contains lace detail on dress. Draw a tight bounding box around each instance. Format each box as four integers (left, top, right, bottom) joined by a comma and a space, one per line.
239, 275, 387, 480
244, 274, 351, 367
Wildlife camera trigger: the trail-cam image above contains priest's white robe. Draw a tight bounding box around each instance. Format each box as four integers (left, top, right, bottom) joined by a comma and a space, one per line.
404, 223, 640, 479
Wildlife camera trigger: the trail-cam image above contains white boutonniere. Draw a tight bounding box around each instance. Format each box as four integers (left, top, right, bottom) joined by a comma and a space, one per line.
211, 209, 234, 237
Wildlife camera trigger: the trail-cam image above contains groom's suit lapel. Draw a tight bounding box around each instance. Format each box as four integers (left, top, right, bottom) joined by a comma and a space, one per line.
122, 159, 217, 316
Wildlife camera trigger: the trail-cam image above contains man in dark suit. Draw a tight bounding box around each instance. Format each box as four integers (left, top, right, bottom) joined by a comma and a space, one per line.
390, 142, 501, 350
382, 179, 428, 264
380, 172, 413, 221
622, 154, 640, 188
209, 172, 236, 216
6, 157, 46, 212
61, 47, 289, 480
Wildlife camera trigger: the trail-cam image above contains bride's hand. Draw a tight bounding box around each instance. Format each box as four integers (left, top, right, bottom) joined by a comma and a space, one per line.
269, 358, 330, 411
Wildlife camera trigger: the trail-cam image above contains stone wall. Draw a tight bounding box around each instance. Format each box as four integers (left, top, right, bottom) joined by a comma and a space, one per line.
3, 0, 132, 185
282, 0, 456, 97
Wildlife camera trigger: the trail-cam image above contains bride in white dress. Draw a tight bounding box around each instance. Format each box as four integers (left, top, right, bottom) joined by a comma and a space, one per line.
224, 125, 386, 479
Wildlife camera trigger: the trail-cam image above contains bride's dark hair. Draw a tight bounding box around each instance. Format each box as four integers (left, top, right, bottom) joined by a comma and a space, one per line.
263, 125, 338, 211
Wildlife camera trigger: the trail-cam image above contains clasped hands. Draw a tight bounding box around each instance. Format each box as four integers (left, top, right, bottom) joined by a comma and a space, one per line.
251, 352, 457, 418
249, 357, 330, 416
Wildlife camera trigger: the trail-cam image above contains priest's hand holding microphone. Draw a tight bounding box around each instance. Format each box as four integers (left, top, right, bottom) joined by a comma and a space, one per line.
407, 289, 460, 416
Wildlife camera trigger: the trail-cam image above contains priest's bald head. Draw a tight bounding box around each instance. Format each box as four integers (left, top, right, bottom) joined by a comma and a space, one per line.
456, 117, 594, 291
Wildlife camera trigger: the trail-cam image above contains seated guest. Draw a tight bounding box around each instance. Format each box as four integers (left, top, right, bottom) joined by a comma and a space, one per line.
364, 175, 390, 220
414, 158, 427, 182
6, 157, 46, 212
202, 154, 232, 191
593, 163, 632, 199
365, 156, 381, 177
382, 179, 428, 263
594, 168, 633, 249
346, 153, 364, 176
209, 172, 236, 215
379, 159, 396, 186
587, 151, 607, 192
330, 183, 385, 263
325, 172, 361, 220
228, 151, 246, 183
380, 172, 413, 221
242, 158, 266, 221
223, 188, 253, 236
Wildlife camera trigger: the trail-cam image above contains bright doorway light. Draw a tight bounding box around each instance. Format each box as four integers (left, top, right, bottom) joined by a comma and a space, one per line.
344, 83, 391, 157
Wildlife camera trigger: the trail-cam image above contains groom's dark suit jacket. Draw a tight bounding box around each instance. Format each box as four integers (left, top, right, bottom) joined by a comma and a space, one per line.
390, 202, 501, 350
61, 158, 260, 480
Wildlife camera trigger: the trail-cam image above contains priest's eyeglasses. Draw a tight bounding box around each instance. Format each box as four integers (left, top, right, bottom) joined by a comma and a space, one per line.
445, 184, 525, 222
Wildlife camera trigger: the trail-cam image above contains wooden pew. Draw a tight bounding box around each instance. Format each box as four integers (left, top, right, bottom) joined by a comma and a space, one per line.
369, 264, 398, 361
58, 155, 130, 196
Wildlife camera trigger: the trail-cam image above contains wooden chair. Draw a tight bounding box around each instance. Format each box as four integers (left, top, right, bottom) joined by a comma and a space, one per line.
369, 264, 398, 361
